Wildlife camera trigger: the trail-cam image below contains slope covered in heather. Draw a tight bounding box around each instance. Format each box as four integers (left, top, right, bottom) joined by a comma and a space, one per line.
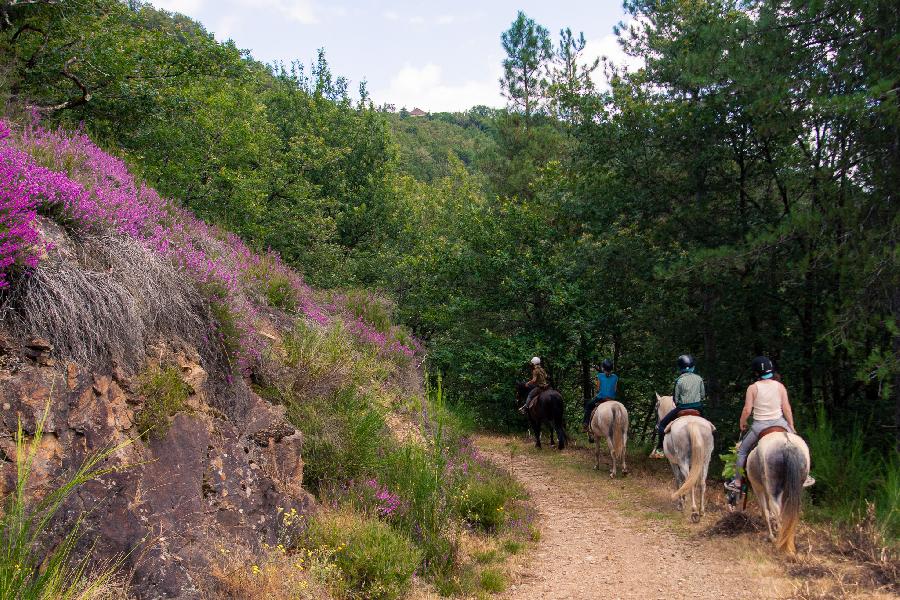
0, 118, 530, 600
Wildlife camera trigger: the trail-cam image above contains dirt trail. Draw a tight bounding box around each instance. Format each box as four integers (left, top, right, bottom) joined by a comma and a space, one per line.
477, 434, 792, 600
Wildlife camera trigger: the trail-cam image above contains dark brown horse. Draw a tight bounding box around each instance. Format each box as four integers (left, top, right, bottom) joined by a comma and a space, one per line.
515, 382, 566, 449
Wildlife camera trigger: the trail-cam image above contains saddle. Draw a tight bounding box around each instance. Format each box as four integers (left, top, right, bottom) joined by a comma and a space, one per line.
758, 425, 787, 440
676, 409, 701, 418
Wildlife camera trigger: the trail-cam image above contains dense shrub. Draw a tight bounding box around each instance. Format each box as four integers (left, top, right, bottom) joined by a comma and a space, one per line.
307, 510, 421, 600
806, 408, 899, 537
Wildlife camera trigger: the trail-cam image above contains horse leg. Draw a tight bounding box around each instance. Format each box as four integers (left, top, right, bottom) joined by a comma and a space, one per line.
670, 463, 685, 511
594, 434, 602, 470
621, 431, 629, 475
531, 419, 541, 448
700, 459, 709, 516
690, 484, 700, 523
608, 435, 616, 478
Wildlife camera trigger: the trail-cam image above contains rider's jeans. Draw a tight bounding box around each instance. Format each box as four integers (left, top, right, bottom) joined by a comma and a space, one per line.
736, 417, 794, 471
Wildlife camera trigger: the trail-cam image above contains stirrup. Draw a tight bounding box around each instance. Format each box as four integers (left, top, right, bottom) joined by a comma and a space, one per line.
648, 449, 665, 459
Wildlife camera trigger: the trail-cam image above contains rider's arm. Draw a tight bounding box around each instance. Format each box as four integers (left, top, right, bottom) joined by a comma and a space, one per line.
780, 385, 796, 431
739, 385, 755, 431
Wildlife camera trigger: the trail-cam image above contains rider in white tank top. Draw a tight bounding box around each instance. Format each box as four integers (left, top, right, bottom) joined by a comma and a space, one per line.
751, 379, 784, 421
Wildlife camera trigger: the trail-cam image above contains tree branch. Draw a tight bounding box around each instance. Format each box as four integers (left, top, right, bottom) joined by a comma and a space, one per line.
26, 56, 92, 113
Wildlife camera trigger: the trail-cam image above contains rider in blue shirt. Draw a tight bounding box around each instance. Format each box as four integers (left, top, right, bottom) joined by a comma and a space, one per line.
584, 359, 618, 433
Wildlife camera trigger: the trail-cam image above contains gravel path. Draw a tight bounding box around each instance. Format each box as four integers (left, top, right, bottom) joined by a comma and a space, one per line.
477, 434, 792, 600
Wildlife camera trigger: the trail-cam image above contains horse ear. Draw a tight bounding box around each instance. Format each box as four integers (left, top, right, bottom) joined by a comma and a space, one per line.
655, 392, 661, 402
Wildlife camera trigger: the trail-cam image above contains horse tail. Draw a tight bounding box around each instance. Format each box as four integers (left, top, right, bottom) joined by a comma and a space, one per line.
611, 403, 626, 460
672, 421, 705, 500
776, 442, 805, 554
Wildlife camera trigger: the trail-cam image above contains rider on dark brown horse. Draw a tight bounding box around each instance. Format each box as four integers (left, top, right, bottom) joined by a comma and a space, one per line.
518, 356, 549, 414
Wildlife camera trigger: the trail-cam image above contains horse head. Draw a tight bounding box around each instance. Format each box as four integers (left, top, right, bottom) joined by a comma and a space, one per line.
514, 381, 529, 403
654, 392, 675, 421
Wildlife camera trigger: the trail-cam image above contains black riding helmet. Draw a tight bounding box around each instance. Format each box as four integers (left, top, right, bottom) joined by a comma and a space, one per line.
751, 356, 774, 377
601, 358, 614, 372
676, 354, 694, 371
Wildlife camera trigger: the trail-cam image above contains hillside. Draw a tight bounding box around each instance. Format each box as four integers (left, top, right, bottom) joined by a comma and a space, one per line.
0, 119, 530, 599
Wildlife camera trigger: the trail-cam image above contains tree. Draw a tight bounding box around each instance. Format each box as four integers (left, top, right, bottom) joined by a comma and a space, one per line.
547, 28, 598, 124
500, 11, 552, 125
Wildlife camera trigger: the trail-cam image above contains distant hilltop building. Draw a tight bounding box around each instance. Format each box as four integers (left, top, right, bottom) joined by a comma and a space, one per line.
409, 107, 427, 117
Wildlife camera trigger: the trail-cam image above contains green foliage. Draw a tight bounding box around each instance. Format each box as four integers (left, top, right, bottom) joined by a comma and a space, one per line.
454, 477, 518, 532
286, 387, 387, 494
806, 408, 897, 536
344, 290, 392, 333
307, 510, 421, 600
719, 442, 739, 479
478, 567, 507, 594
0, 395, 125, 599
500, 11, 552, 121
134, 364, 191, 440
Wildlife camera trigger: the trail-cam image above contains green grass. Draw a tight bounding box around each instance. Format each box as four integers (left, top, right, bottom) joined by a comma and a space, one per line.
806, 408, 898, 538
501, 539, 524, 555
134, 364, 191, 440
0, 395, 126, 599
478, 568, 507, 593
472, 549, 499, 564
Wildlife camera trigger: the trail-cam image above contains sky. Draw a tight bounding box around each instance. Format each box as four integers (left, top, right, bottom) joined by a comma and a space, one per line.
149, 0, 634, 112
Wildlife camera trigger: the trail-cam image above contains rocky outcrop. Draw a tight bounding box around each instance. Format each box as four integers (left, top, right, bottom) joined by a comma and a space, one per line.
0, 334, 312, 599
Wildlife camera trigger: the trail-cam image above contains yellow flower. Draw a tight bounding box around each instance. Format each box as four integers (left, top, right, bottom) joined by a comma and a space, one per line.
251, 564, 261, 575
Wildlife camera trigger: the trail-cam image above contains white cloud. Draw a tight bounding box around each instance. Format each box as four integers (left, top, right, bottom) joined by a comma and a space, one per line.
383, 10, 400, 21
232, 0, 318, 24
408, 15, 425, 25
152, 0, 205, 14
375, 63, 504, 112
581, 18, 645, 89
151, 0, 317, 24
436, 15, 456, 25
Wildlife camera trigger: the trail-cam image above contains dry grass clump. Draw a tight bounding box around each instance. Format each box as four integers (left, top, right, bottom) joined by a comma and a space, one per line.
2, 231, 215, 375
205, 543, 333, 600
701, 511, 765, 538
827, 503, 899, 593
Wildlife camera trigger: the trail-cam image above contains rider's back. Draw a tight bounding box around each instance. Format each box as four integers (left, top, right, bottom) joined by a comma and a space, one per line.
674, 372, 705, 409
751, 379, 784, 421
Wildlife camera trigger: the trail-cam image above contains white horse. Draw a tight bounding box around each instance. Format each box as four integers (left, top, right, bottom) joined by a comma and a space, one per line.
746, 431, 810, 554
589, 400, 629, 478
655, 393, 715, 522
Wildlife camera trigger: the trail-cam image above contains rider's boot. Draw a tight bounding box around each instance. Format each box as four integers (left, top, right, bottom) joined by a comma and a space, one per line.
724, 477, 742, 493
648, 447, 665, 459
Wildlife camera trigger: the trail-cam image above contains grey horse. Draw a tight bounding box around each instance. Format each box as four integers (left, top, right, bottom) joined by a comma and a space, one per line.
655, 393, 716, 522
746, 431, 811, 554
589, 400, 629, 478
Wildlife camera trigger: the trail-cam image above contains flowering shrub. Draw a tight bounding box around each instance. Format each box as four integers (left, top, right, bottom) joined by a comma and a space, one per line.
0, 119, 422, 371
0, 121, 44, 288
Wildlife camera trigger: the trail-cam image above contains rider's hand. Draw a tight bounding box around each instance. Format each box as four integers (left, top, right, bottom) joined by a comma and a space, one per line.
739, 421, 747, 432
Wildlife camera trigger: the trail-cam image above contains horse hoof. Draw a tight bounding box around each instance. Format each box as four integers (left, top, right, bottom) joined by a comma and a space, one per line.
691, 512, 701, 523
609, 472, 615, 479
593, 465, 599, 470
